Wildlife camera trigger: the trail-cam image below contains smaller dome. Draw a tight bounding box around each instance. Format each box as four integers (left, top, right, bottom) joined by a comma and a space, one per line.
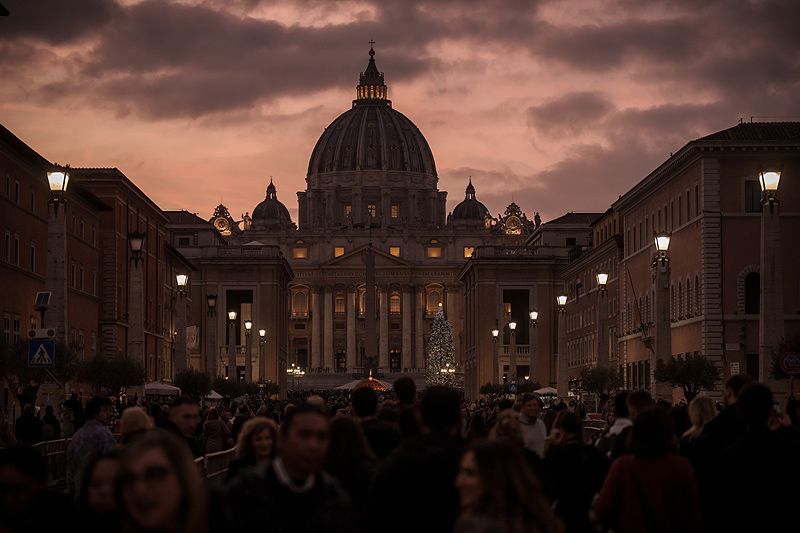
252, 179, 295, 230
451, 178, 489, 224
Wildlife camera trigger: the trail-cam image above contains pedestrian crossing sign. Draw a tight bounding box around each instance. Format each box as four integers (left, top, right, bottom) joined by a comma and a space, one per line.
28, 339, 55, 367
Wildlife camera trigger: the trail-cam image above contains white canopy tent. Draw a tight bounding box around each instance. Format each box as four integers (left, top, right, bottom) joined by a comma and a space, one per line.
534, 386, 558, 396
144, 382, 181, 396
205, 390, 223, 400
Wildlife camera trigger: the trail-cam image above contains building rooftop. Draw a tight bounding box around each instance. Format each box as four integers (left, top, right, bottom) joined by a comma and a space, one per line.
696, 121, 800, 142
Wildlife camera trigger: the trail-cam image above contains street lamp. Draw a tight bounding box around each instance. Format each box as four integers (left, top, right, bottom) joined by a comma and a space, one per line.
557, 294, 567, 397
46, 164, 70, 211
227, 311, 238, 381
529, 310, 538, 323
596, 272, 609, 293
258, 328, 267, 383
207, 294, 217, 317
244, 320, 253, 383
206, 294, 217, 378
491, 328, 500, 339
654, 232, 671, 265
176, 274, 188, 295
759, 170, 781, 207
491, 326, 500, 384
529, 310, 538, 384
508, 321, 517, 331
128, 232, 146, 266
557, 295, 567, 309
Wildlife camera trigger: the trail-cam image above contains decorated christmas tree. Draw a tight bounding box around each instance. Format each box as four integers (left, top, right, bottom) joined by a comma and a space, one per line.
425, 310, 457, 386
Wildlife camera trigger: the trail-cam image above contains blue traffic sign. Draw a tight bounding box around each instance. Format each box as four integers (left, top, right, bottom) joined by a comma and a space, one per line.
28, 339, 55, 368
508, 383, 517, 393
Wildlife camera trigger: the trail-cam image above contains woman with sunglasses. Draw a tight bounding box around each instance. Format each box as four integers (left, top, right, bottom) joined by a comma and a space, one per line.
117, 430, 207, 533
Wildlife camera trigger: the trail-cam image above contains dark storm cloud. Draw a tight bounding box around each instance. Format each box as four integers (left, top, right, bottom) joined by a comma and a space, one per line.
0, 0, 119, 44
526, 91, 615, 137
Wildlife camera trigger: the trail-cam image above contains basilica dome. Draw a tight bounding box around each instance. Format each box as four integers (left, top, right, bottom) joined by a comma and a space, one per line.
252, 180, 294, 230
450, 179, 489, 228
306, 47, 437, 179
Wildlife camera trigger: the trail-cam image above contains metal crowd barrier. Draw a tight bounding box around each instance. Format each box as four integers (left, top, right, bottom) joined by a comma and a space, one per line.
32, 438, 71, 489
202, 447, 236, 480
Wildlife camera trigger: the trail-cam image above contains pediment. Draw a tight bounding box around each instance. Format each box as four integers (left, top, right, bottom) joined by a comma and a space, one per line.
323, 244, 410, 268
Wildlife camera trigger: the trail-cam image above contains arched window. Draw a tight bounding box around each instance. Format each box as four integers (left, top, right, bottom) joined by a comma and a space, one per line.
358, 286, 366, 316
426, 286, 443, 315
335, 291, 345, 315
744, 272, 760, 314
678, 282, 683, 318
390, 291, 401, 315
686, 278, 692, 317
292, 290, 308, 317
695, 275, 701, 315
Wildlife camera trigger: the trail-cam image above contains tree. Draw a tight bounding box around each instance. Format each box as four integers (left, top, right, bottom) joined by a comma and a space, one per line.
655, 354, 720, 402
212, 377, 260, 399
174, 368, 212, 400
425, 310, 457, 386
580, 366, 623, 405
77, 356, 146, 396
0, 338, 81, 407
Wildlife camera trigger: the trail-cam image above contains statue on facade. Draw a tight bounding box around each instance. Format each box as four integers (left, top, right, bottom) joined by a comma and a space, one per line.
241, 212, 252, 230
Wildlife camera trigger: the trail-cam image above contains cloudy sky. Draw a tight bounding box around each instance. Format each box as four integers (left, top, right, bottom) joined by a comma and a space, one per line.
1, 0, 798, 222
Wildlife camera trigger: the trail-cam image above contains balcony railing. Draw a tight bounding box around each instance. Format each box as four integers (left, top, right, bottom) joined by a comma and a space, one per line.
502, 344, 531, 355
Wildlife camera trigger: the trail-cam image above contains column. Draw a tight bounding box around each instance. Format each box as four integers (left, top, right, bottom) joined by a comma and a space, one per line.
323, 286, 334, 371
596, 290, 609, 367
206, 308, 217, 377
227, 320, 237, 380
379, 286, 389, 369
415, 286, 425, 369
244, 330, 253, 383
45, 199, 68, 341
759, 186, 784, 384
347, 286, 357, 371
652, 257, 673, 401
128, 260, 145, 372
557, 308, 567, 397
174, 294, 187, 375
529, 323, 538, 382
310, 287, 321, 369
402, 288, 412, 371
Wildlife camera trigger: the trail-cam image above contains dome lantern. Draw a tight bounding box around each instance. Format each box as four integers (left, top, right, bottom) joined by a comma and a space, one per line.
355, 41, 389, 104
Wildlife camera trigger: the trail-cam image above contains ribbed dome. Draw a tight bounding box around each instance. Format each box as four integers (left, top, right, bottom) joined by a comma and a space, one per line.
306, 47, 437, 178
252, 180, 294, 230
451, 179, 489, 223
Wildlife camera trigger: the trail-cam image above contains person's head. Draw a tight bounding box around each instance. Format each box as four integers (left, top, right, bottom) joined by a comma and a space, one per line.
420, 386, 461, 433
550, 410, 583, 447
737, 382, 773, 430
688, 396, 716, 430
613, 391, 630, 419
724, 374, 753, 407
86, 396, 114, 425
455, 440, 561, 532
0, 445, 47, 521
626, 390, 653, 420
631, 407, 675, 458
206, 407, 219, 421
306, 394, 326, 408
394, 376, 416, 405
236, 417, 278, 463
117, 430, 206, 533
520, 393, 542, 420
325, 416, 376, 475
168, 397, 200, 439
79, 451, 121, 515
120, 407, 154, 444
488, 410, 524, 449
351, 387, 379, 418
278, 403, 329, 478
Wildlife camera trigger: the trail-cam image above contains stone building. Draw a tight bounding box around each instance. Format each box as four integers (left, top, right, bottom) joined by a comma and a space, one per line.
170, 47, 538, 388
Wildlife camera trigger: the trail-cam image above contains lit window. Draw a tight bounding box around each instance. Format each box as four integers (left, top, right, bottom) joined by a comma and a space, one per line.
334, 246, 345, 257
390, 246, 401, 257
293, 291, 308, 316
390, 291, 401, 314
391, 204, 399, 219
335, 292, 346, 314
292, 247, 308, 259
367, 204, 377, 219
463, 246, 474, 258
426, 246, 442, 258
344, 205, 352, 219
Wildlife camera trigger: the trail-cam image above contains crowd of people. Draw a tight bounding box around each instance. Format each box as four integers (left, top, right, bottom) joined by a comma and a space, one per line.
1, 374, 799, 533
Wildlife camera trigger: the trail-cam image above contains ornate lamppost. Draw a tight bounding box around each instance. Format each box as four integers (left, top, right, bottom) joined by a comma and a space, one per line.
491, 325, 500, 383
206, 294, 217, 377
174, 274, 188, 375
508, 320, 517, 387
556, 294, 567, 397
45, 165, 70, 340
652, 232, 672, 401
128, 231, 147, 374
227, 311, 238, 381
758, 170, 784, 384
596, 273, 610, 368
244, 320, 253, 383
528, 310, 538, 383
258, 329, 267, 383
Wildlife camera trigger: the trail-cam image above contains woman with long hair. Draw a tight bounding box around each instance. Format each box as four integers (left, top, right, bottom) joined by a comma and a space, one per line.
593, 407, 702, 533
116, 430, 207, 533
73, 451, 121, 533
455, 439, 563, 533
226, 416, 278, 481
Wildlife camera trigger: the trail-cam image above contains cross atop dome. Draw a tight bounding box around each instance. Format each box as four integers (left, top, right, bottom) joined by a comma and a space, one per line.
465, 177, 475, 199
266, 177, 277, 199
356, 41, 389, 103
